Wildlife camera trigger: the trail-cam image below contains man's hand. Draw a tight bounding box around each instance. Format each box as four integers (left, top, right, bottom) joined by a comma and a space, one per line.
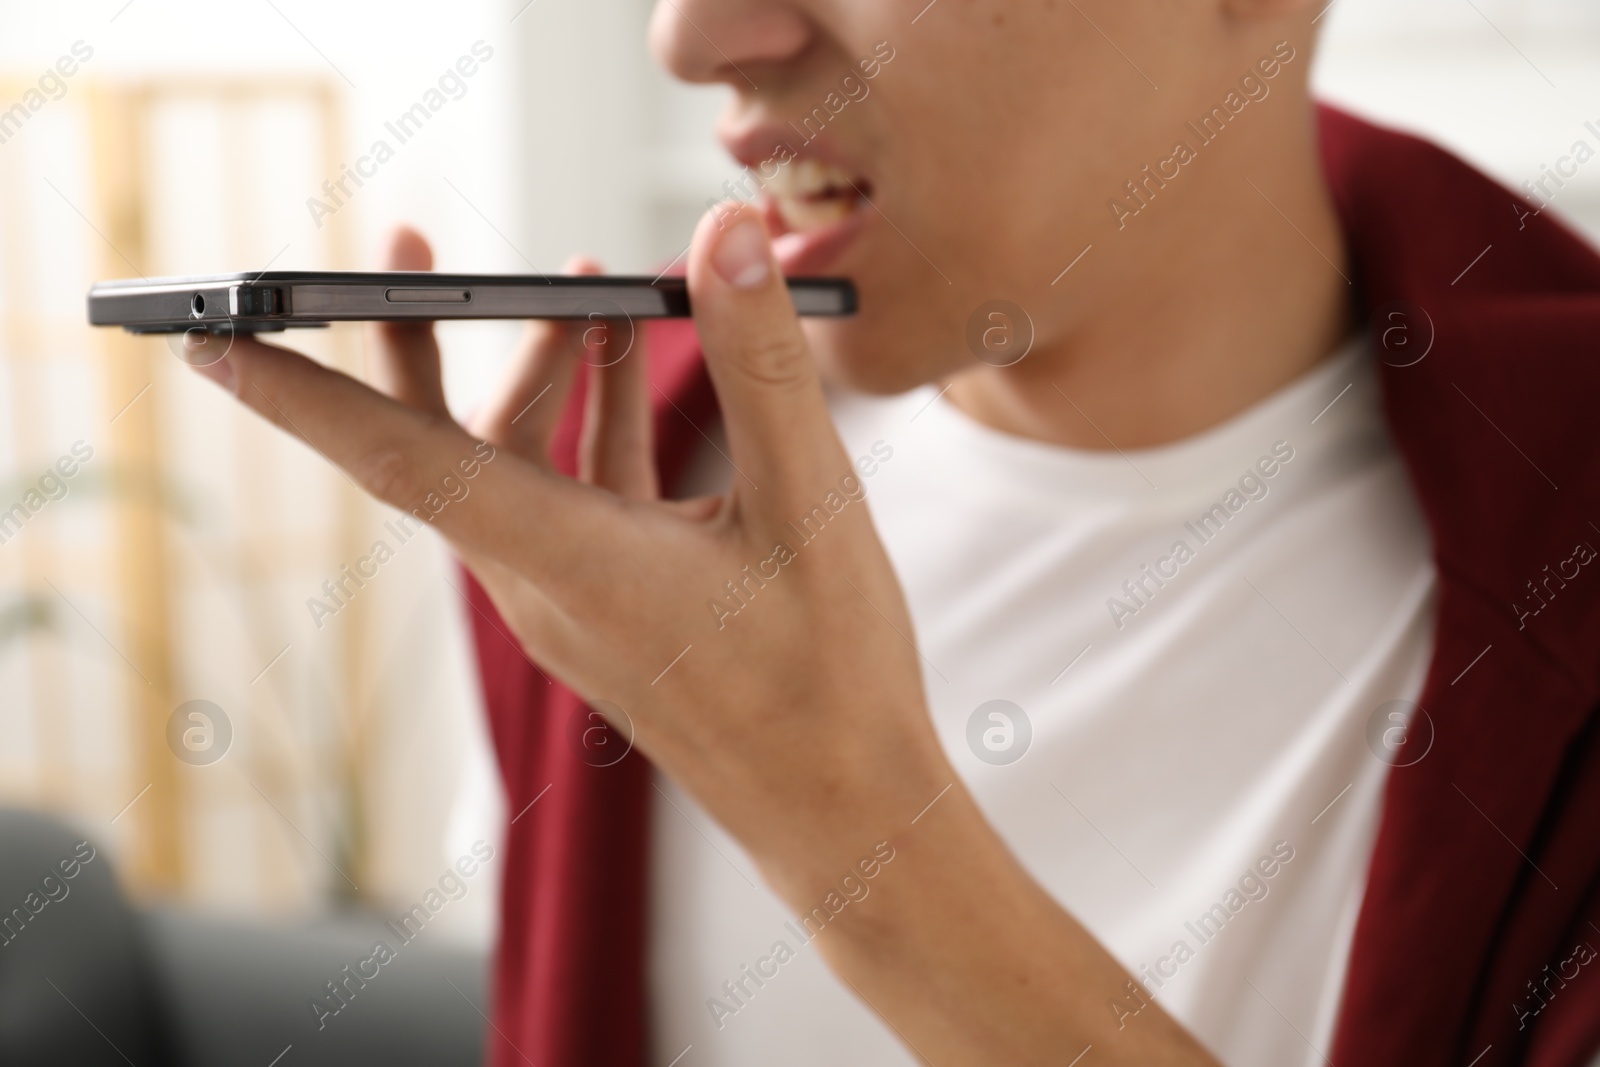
193, 203, 948, 898
190, 202, 1220, 1067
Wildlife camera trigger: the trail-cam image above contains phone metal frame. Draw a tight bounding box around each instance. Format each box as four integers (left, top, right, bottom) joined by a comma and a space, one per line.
87, 271, 857, 333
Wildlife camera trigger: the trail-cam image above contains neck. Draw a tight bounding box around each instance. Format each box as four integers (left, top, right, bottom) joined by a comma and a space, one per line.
945, 101, 1352, 452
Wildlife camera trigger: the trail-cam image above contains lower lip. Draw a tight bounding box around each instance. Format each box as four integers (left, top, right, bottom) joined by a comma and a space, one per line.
767, 200, 872, 276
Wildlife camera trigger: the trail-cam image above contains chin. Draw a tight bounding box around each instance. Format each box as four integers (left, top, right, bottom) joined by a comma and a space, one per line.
802, 312, 958, 397
743, 148, 971, 395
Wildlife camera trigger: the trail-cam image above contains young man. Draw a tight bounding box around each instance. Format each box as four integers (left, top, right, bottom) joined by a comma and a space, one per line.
196, 0, 1600, 1064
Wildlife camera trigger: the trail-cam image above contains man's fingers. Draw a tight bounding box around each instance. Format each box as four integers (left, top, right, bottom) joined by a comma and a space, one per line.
685, 201, 846, 516
454, 546, 579, 670
580, 317, 658, 499
480, 319, 580, 462
367, 226, 449, 416
470, 257, 599, 464
191, 333, 595, 581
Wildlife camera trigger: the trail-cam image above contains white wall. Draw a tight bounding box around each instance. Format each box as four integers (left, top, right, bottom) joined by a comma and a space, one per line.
1314, 0, 1600, 242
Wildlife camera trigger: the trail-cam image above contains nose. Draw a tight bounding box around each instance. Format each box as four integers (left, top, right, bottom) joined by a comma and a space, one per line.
648, 0, 813, 88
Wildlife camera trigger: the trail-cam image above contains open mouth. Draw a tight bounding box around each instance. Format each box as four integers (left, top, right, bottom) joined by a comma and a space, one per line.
764, 157, 873, 235
755, 156, 875, 275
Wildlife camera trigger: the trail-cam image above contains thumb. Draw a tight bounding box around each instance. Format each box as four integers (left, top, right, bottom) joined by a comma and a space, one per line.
686, 200, 845, 511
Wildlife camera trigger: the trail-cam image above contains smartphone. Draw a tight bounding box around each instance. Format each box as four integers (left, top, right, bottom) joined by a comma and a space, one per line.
87, 271, 857, 334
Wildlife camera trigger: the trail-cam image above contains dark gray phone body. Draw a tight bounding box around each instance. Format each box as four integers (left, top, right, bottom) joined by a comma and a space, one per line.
87, 271, 857, 333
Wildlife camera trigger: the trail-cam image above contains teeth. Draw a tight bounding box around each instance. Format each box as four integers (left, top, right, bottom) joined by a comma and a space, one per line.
775, 194, 858, 231
765, 157, 863, 231
767, 157, 854, 197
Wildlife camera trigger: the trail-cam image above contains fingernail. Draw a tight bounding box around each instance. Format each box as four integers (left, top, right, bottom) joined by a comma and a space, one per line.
711, 214, 772, 290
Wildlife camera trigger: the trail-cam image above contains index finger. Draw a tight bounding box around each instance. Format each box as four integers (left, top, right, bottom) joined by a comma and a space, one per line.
192, 333, 606, 582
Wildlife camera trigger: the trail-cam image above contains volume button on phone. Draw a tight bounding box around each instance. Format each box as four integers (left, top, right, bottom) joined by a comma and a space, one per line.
385, 288, 472, 303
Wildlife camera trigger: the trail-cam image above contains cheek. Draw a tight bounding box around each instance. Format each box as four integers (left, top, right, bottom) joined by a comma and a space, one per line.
806, 7, 1127, 393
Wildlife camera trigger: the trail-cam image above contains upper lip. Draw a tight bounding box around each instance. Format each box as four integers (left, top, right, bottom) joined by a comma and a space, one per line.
717, 121, 869, 186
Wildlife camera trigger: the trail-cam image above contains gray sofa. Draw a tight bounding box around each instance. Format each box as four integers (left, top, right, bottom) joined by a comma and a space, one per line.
0, 809, 487, 1066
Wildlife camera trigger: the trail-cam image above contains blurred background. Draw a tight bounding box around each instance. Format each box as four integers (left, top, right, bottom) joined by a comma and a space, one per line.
0, 0, 1596, 1061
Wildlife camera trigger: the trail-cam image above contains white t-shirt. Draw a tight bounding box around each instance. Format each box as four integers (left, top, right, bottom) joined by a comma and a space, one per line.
648, 338, 1437, 1067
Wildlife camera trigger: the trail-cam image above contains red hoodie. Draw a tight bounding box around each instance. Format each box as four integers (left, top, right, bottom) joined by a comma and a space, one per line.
464, 105, 1600, 1067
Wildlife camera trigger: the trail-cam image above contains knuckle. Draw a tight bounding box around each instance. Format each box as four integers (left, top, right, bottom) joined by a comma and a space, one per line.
360, 445, 422, 506
731, 331, 813, 391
